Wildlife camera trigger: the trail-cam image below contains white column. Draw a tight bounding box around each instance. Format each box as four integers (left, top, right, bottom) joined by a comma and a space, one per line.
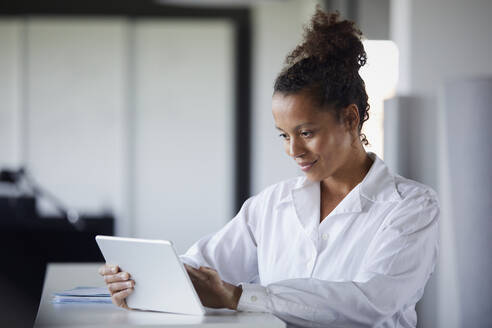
440, 77, 492, 327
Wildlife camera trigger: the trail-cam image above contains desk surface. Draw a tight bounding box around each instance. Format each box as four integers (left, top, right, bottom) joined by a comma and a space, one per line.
35, 263, 286, 328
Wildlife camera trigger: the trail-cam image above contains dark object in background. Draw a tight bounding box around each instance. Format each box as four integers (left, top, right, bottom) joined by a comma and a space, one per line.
0, 168, 114, 327
0, 168, 82, 226
0, 196, 37, 220
0, 167, 22, 183
0, 215, 114, 328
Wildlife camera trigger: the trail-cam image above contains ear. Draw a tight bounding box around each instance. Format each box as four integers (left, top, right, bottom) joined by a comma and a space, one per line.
342, 104, 360, 133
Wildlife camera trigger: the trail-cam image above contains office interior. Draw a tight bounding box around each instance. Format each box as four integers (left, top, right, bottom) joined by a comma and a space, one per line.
0, 0, 491, 327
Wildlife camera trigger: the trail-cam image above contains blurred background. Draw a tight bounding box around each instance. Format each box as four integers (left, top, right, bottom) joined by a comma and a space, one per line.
1, 0, 491, 327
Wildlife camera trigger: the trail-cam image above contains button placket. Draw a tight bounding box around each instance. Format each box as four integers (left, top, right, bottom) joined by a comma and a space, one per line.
308, 243, 318, 270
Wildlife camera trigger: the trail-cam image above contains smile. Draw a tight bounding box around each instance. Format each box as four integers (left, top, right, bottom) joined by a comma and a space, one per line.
298, 160, 318, 172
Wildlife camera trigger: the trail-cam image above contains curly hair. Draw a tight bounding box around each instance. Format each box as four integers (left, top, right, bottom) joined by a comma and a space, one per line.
274, 6, 370, 145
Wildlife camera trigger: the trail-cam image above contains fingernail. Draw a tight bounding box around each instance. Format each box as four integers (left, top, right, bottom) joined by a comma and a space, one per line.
111, 266, 117, 273
127, 281, 133, 287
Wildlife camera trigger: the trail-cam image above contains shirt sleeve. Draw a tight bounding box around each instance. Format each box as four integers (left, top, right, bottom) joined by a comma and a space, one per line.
180, 196, 260, 285
237, 193, 440, 328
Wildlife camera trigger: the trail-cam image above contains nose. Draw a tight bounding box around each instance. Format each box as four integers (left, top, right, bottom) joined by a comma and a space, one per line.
288, 137, 305, 158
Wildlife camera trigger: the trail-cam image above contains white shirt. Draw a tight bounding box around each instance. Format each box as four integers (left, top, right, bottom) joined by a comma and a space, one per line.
180, 153, 439, 328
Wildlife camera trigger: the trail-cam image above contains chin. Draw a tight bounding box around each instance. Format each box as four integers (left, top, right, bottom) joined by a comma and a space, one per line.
304, 165, 333, 182
304, 172, 324, 182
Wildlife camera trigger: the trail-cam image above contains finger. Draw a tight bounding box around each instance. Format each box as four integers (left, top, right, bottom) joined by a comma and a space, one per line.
199, 266, 217, 274
104, 272, 130, 283
112, 288, 133, 309
99, 264, 120, 276
108, 280, 135, 294
184, 267, 200, 284
112, 288, 132, 308
184, 264, 202, 276
185, 265, 208, 281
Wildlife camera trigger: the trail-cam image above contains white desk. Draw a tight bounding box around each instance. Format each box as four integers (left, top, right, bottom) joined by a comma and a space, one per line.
35, 263, 286, 328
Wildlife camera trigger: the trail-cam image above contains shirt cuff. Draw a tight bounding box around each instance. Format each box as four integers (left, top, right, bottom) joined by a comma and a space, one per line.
236, 283, 270, 313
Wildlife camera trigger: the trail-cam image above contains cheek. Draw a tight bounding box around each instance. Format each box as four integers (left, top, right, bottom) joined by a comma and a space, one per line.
330, 126, 352, 148
314, 135, 336, 154
283, 141, 290, 155
315, 132, 350, 159
338, 131, 353, 149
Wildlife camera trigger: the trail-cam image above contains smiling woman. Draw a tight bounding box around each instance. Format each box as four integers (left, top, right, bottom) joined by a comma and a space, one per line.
99, 6, 440, 328
272, 90, 374, 221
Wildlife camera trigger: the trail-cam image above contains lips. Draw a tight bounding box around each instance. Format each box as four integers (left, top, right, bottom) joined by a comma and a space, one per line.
298, 160, 318, 172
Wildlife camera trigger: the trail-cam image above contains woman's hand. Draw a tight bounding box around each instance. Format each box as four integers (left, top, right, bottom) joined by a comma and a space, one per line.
98, 264, 135, 309
184, 264, 242, 310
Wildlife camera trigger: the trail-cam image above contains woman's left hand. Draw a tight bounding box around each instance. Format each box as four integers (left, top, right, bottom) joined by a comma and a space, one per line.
184, 264, 242, 310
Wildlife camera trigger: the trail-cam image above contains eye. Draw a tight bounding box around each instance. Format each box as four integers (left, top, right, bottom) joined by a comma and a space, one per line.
278, 133, 289, 140
300, 131, 313, 138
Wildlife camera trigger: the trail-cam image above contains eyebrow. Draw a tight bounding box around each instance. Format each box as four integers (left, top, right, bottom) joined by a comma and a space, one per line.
275, 122, 317, 131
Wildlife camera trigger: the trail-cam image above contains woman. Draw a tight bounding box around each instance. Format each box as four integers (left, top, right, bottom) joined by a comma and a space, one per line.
99, 8, 439, 328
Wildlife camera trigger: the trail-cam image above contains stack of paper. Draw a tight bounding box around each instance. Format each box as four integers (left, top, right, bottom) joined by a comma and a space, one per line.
52, 287, 112, 304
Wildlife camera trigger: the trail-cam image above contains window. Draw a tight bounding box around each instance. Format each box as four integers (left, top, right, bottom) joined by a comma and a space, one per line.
359, 40, 399, 159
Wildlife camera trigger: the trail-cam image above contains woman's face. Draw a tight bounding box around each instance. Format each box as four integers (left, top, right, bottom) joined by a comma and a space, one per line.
272, 91, 355, 182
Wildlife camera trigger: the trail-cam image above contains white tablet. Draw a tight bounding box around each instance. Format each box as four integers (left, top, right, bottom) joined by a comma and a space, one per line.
95, 235, 205, 315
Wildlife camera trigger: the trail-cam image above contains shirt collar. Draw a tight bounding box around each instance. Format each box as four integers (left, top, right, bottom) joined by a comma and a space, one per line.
358, 152, 402, 202
277, 152, 402, 209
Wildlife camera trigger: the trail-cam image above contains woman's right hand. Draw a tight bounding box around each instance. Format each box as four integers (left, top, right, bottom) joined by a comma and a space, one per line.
98, 264, 135, 309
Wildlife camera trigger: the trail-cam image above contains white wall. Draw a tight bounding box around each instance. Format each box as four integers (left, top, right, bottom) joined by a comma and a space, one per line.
389, 0, 492, 327
440, 77, 492, 328
357, 0, 390, 40
0, 17, 235, 245
25, 18, 128, 227
410, 0, 492, 96
133, 20, 234, 253
251, 0, 321, 194
0, 20, 22, 168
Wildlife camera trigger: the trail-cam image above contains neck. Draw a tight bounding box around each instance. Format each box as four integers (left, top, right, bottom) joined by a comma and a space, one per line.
321, 148, 373, 197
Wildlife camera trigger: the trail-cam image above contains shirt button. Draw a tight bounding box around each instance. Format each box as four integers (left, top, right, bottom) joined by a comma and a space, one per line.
322, 233, 329, 241
250, 296, 257, 302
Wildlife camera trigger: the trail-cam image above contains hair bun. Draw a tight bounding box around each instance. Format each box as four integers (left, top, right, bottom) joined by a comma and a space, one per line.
274, 6, 370, 146
286, 7, 366, 72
